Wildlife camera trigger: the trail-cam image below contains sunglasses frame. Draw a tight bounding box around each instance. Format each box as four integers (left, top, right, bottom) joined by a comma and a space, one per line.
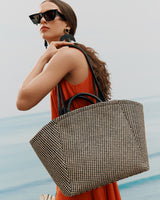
29, 9, 66, 25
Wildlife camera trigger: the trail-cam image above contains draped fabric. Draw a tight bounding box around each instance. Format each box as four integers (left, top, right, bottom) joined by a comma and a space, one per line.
50, 69, 121, 200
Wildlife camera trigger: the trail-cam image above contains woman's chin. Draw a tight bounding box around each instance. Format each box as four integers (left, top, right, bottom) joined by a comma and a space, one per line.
40, 33, 50, 41
41, 34, 60, 42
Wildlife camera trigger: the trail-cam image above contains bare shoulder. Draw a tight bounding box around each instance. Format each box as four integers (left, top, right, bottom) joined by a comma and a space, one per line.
57, 45, 85, 62
57, 46, 89, 85
46, 45, 86, 73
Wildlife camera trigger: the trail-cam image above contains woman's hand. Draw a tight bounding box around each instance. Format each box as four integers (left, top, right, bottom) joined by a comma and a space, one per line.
43, 41, 73, 63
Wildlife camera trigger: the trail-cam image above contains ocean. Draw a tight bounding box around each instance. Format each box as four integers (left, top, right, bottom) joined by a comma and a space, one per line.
0, 96, 160, 200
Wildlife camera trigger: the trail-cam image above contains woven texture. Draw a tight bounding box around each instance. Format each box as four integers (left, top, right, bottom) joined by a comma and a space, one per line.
30, 100, 149, 197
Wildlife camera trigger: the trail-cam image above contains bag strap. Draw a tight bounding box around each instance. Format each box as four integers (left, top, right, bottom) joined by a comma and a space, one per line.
68, 44, 106, 100
57, 44, 106, 116
57, 83, 66, 115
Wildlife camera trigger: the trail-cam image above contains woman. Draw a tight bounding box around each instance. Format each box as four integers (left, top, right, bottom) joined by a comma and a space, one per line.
16, 0, 121, 199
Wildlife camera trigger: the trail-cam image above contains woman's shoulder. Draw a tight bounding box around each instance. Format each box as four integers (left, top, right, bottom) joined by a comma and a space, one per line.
57, 45, 85, 62
57, 45, 90, 85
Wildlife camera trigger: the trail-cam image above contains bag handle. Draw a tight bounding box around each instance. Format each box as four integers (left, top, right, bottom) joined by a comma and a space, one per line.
57, 44, 106, 116
66, 93, 102, 113
57, 79, 99, 115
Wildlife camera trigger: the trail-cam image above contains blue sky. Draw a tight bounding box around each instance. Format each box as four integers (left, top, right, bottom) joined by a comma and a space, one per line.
0, 0, 160, 118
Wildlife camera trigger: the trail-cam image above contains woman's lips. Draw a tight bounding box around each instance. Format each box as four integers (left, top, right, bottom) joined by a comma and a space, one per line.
40, 26, 49, 31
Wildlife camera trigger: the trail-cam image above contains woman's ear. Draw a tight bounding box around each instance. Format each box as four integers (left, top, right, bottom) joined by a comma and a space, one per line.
64, 24, 71, 33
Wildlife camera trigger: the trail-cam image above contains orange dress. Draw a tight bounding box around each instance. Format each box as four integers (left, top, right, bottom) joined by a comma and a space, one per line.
50, 69, 121, 200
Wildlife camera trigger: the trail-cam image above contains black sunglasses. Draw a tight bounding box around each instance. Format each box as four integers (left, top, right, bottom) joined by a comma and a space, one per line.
29, 9, 66, 25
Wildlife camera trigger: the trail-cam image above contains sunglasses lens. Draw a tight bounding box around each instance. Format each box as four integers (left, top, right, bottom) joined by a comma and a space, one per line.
30, 14, 40, 24
44, 10, 56, 21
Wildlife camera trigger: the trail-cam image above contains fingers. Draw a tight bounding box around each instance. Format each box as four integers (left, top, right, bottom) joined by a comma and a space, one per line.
43, 40, 73, 62
50, 41, 74, 49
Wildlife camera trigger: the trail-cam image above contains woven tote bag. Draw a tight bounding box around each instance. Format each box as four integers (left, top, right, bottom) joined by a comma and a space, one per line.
30, 45, 149, 197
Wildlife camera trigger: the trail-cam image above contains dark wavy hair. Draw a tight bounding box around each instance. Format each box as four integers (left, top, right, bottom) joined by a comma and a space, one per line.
42, 0, 111, 100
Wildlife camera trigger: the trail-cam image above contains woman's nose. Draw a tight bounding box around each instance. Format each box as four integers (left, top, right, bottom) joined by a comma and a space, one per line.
40, 16, 47, 24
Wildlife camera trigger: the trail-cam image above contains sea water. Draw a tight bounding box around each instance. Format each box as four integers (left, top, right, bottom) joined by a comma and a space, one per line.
0, 96, 160, 200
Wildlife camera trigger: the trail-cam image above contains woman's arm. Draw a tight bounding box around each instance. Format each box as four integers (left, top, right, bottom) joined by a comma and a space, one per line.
21, 55, 48, 89
16, 42, 79, 111
20, 41, 72, 88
